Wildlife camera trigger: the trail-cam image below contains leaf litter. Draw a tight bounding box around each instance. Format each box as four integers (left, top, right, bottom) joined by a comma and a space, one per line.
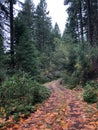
0, 80, 98, 130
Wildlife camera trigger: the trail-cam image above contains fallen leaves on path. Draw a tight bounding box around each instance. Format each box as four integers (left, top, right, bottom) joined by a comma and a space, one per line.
1, 80, 98, 130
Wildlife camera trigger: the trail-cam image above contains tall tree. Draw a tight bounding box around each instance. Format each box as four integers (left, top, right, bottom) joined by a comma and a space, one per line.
0, 0, 17, 69
64, 0, 80, 43
0, 1, 9, 71
22, 0, 35, 36
79, 0, 84, 43
10, 0, 14, 69
64, 0, 98, 45
0, 35, 4, 68
52, 23, 61, 39
35, 0, 53, 52
14, 0, 38, 75
86, 0, 93, 46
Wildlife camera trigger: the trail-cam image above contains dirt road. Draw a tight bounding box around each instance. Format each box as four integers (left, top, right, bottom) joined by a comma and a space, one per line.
7, 80, 98, 130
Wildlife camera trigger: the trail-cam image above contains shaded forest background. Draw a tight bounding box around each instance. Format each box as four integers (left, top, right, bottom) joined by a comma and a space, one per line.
0, 0, 98, 124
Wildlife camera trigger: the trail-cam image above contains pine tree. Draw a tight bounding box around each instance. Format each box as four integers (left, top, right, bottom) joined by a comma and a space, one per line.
52, 23, 61, 39
14, 0, 38, 75
64, 0, 98, 45
64, 0, 80, 43
9, 0, 14, 69
0, 35, 4, 68
0, 1, 9, 70
35, 0, 53, 52
0, 0, 17, 70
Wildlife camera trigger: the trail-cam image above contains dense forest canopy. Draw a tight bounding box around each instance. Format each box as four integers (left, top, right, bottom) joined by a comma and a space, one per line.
64, 0, 98, 46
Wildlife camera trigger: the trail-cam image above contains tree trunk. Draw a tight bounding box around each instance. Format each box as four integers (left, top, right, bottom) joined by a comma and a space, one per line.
10, 0, 14, 69
79, 0, 84, 43
87, 0, 93, 46
95, 0, 98, 45
76, 14, 80, 43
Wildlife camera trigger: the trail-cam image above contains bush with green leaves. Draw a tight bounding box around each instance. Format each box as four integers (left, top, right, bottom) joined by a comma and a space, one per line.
83, 82, 97, 103
0, 69, 6, 84
0, 73, 50, 119
63, 71, 80, 89
85, 80, 98, 89
63, 43, 98, 87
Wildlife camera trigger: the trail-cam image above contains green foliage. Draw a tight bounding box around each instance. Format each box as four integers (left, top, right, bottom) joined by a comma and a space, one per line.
0, 36, 7, 83
15, 10, 39, 75
64, 0, 98, 45
63, 72, 80, 89
74, 44, 98, 81
16, 34, 38, 75
0, 36, 4, 69
0, 73, 50, 119
85, 80, 98, 89
83, 82, 97, 103
50, 39, 68, 77
63, 43, 98, 88
0, 69, 6, 83
52, 23, 61, 39
34, 52, 54, 83
35, 0, 53, 52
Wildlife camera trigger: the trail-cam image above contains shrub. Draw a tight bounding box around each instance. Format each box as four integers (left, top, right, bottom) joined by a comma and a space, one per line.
85, 80, 98, 89
0, 69, 6, 84
0, 73, 50, 119
83, 83, 97, 103
62, 71, 80, 89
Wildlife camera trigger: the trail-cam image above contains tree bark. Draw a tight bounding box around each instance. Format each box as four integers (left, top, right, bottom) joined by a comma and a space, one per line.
79, 0, 84, 43
10, 0, 14, 69
87, 0, 93, 46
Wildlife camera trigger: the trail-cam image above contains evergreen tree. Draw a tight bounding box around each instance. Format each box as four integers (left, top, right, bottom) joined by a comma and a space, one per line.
64, 0, 80, 43
22, 0, 35, 36
52, 23, 61, 39
35, 0, 53, 52
64, 0, 98, 45
0, 1, 9, 70
0, 35, 4, 68
0, 0, 17, 70
14, 0, 38, 75
9, 0, 14, 69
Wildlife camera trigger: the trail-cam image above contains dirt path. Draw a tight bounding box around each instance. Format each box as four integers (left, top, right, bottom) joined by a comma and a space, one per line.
7, 80, 98, 130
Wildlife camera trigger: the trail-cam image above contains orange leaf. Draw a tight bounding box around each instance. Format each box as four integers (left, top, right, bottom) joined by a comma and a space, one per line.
86, 125, 95, 129
95, 121, 98, 125
13, 124, 19, 129
0, 118, 4, 123
19, 117, 24, 123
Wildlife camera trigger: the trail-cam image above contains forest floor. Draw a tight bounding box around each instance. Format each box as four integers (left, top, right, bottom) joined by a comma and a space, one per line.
1, 80, 98, 130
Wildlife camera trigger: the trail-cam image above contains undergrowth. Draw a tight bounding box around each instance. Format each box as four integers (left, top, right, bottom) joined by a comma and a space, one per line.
83, 81, 98, 103
0, 73, 50, 121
